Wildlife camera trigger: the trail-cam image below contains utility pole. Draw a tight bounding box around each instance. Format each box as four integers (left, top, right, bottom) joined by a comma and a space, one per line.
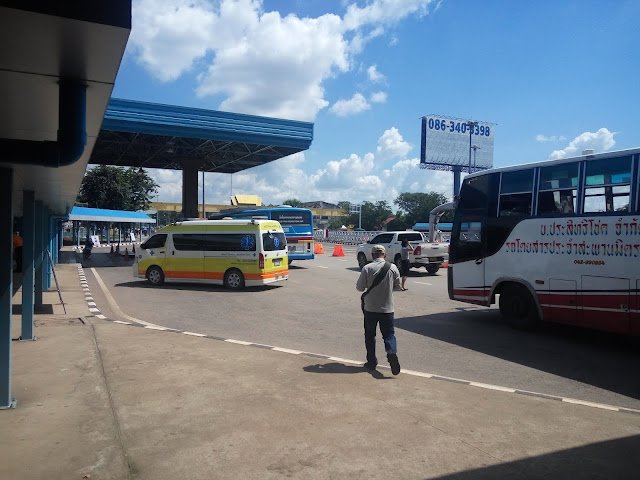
466, 120, 478, 173
349, 204, 362, 229
471, 144, 480, 169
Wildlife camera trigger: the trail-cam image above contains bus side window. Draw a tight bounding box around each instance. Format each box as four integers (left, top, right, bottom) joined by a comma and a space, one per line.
537, 162, 579, 215
499, 169, 533, 217
583, 155, 631, 213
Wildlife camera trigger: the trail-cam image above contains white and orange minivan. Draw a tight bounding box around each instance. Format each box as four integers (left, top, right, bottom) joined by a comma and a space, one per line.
133, 219, 288, 289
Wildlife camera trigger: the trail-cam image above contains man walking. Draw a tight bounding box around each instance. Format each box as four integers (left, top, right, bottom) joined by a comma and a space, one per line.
356, 245, 401, 375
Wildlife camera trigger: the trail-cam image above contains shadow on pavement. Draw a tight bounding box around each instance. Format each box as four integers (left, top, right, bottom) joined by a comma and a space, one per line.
395, 309, 640, 400
114, 280, 281, 293
430, 434, 640, 479
303, 362, 389, 380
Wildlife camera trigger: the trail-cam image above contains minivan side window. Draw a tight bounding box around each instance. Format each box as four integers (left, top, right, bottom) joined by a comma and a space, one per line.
142, 234, 167, 249
173, 234, 202, 251
200, 233, 256, 252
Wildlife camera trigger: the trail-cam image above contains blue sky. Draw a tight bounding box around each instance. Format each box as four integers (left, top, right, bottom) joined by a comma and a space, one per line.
112, 0, 640, 208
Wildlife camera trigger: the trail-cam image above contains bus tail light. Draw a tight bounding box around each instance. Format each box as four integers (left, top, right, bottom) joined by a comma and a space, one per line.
259, 253, 265, 269
413, 245, 422, 255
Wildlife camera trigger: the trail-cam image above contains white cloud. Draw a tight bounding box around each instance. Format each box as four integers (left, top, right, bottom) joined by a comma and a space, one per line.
152, 126, 453, 208
535, 134, 566, 143
127, 0, 435, 120
329, 92, 370, 116
343, 0, 433, 30
548, 128, 616, 160
129, 0, 216, 82
146, 168, 183, 200
377, 127, 411, 159
367, 65, 385, 82
370, 91, 387, 103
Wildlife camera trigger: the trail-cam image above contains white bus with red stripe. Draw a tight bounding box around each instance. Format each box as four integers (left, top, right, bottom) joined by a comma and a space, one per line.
448, 147, 640, 335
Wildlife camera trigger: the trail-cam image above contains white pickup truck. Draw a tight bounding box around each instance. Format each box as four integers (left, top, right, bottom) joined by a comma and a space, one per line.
356, 230, 449, 275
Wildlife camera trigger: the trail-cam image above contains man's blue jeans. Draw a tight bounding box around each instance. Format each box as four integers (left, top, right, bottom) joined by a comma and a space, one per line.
363, 311, 397, 365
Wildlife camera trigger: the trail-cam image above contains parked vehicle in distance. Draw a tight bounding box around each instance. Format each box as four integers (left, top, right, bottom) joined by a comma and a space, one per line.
356, 230, 448, 274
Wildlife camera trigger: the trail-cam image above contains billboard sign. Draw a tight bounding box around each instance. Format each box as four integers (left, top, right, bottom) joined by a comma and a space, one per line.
420, 115, 494, 173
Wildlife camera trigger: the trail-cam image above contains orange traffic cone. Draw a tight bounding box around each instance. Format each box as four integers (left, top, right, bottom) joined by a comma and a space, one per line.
332, 244, 345, 257
314, 242, 325, 254
441, 259, 449, 269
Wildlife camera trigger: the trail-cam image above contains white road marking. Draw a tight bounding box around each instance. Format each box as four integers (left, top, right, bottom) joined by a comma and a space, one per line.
183, 331, 207, 337
314, 265, 329, 269
470, 381, 516, 392
415, 281, 433, 285
224, 339, 252, 346
272, 347, 303, 355
91, 268, 167, 329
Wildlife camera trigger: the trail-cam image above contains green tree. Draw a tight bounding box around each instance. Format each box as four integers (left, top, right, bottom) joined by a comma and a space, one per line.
360, 200, 393, 231
77, 165, 159, 210
282, 198, 303, 207
393, 192, 448, 227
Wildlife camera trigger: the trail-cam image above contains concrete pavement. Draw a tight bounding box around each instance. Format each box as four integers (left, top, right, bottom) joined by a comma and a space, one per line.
1, 258, 640, 479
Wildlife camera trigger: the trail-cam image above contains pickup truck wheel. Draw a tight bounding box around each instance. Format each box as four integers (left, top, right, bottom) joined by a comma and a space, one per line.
393, 254, 402, 270
426, 264, 440, 275
357, 253, 368, 270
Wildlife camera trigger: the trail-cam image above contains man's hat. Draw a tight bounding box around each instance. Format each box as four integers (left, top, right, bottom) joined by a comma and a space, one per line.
372, 244, 385, 254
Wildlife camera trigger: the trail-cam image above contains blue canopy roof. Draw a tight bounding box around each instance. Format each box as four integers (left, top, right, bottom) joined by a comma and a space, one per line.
90, 98, 314, 173
69, 206, 156, 224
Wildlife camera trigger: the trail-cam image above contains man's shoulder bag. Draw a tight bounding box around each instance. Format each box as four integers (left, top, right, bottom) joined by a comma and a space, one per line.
360, 262, 391, 313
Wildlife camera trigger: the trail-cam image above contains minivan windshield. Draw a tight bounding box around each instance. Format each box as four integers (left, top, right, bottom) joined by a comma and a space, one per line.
142, 234, 167, 249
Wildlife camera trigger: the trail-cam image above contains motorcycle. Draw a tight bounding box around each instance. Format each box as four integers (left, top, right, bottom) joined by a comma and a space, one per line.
82, 242, 93, 259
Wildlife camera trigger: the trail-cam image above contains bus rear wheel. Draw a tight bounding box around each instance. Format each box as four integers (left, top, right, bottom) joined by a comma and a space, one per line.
224, 269, 245, 290
499, 283, 539, 330
147, 266, 165, 286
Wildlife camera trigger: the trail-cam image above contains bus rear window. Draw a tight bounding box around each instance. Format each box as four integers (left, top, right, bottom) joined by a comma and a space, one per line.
262, 232, 287, 251
271, 210, 311, 225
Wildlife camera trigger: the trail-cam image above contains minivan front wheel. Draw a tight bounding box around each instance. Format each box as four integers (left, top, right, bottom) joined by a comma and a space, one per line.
224, 269, 245, 290
147, 266, 165, 286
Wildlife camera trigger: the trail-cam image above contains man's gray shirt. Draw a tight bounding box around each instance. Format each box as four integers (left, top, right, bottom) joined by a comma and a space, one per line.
356, 258, 401, 313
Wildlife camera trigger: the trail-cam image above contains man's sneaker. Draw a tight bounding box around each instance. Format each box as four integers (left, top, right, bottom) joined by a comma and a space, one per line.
387, 353, 401, 375
363, 362, 377, 370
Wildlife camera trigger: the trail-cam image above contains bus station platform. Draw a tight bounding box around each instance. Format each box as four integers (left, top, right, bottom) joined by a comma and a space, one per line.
1, 258, 639, 479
